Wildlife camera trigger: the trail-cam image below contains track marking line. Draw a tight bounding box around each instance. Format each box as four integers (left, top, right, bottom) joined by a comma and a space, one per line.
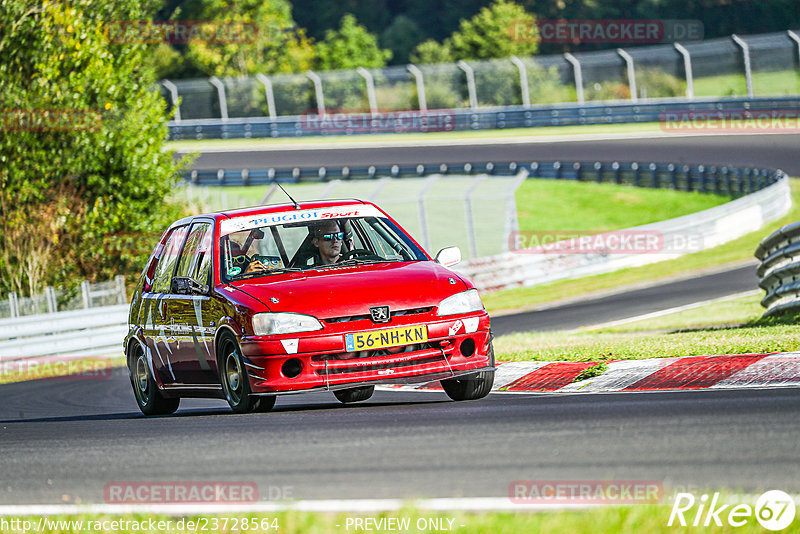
0, 498, 602, 516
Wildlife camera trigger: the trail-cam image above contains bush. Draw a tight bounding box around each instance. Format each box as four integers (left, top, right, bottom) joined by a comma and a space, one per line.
635, 68, 687, 98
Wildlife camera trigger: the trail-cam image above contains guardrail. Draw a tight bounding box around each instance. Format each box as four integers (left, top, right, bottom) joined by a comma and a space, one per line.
168, 96, 800, 140
0, 305, 128, 361
183, 158, 783, 194
756, 221, 800, 316
455, 166, 790, 292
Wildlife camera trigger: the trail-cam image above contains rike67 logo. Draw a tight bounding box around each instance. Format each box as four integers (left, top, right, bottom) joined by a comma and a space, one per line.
669, 490, 796, 531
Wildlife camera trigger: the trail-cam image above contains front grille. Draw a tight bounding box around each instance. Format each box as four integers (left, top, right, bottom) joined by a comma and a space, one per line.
312, 342, 436, 362
316, 355, 444, 376
324, 307, 433, 324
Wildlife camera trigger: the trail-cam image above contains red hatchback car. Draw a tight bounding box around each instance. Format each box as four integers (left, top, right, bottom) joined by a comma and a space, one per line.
124, 200, 495, 415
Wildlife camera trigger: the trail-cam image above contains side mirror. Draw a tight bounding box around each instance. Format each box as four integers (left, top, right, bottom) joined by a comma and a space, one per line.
171, 276, 209, 296
434, 246, 462, 267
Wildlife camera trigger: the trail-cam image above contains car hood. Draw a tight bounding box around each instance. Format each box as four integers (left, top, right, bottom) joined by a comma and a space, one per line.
231, 261, 468, 318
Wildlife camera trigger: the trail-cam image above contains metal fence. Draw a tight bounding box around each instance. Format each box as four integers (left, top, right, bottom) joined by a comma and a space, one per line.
756, 222, 800, 316
162, 30, 800, 128
0, 276, 127, 319
167, 94, 800, 140
180, 159, 783, 262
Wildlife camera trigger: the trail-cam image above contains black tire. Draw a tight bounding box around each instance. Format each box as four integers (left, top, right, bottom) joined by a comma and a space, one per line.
128, 344, 180, 416
334, 385, 375, 404
440, 341, 495, 401
219, 334, 275, 414
254, 395, 277, 412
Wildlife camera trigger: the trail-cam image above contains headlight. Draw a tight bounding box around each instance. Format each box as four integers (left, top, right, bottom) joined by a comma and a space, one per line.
252, 313, 323, 335
436, 289, 484, 316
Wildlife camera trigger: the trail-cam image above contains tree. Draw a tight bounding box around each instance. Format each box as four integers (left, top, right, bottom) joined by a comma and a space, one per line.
290, 0, 391, 41
381, 15, 425, 65
315, 14, 392, 71
0, 0, 188, 296
410, 39, 453, 64
447, 0, 539, 60
182, 0, 315, 76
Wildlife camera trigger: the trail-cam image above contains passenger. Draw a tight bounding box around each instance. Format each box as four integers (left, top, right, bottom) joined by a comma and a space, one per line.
229, 241, 268, 274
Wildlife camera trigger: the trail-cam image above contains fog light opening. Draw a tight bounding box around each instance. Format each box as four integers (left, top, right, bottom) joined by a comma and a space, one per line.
459, 338, 476, 358
282, 358, 303, 378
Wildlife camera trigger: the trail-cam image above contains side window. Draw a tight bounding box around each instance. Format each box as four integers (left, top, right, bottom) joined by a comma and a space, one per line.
176, 222, 213, 284
151, 226, 189, 293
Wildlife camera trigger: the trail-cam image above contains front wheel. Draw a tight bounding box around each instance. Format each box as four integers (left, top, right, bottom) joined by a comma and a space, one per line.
334, 385, 375, 404
440, 342, 495, 401
219, 334, 275, 414
128, 345, 180, 416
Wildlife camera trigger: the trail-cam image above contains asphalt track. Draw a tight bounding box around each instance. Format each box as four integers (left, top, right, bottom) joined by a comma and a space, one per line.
187, 133, 800, 176
491, 263, 758, 335
1, 370, 799, 505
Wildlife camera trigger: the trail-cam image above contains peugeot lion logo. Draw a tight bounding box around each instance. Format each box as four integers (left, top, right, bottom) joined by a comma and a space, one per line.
370, 306, 390, 323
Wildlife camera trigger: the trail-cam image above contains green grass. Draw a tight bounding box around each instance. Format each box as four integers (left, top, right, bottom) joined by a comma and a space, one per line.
495, 323, 800, 362
2, 505, 791, 533
597, 292, 764, 333
493, 292, 800, 362
515, 180, 728, 232
693, 70, 800, 98
484, 177, 799, 314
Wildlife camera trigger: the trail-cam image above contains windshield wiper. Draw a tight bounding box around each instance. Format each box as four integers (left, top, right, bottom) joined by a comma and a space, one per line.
338, 258, 380, 265
234, 267, 302, 280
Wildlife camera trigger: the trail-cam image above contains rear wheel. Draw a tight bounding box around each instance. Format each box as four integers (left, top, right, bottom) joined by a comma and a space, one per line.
440, 342, 495, 401
334, 385, 375, 404
219, 334, 275, 414
128, 345, 180, 416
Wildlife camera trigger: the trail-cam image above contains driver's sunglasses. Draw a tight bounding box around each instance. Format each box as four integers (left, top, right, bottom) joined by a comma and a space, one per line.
320, 232, 345, 241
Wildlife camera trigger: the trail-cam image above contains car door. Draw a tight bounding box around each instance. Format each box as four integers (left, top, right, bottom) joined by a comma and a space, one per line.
169, 221, 218, 385
143, 224, 189, 386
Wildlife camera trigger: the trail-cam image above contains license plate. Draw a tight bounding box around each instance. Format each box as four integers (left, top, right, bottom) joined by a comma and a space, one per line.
345, 325, 428, 352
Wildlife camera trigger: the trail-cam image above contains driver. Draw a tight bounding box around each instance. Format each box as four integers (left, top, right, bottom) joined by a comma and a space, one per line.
310, 220, 344, 265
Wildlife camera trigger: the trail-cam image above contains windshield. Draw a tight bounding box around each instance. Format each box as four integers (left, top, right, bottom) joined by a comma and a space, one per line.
220, 216, 427, 281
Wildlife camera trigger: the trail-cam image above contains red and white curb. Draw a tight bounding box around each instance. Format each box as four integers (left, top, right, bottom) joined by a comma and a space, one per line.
381, 353, 800, 393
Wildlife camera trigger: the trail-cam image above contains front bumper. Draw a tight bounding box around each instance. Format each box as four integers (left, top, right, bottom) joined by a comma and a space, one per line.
239, 312, 492, 394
